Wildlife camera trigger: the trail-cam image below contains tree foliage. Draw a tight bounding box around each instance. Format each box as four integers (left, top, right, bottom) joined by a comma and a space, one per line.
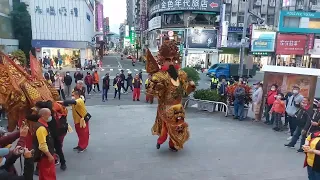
10, 2, 32, 66
11, 49, 27, 65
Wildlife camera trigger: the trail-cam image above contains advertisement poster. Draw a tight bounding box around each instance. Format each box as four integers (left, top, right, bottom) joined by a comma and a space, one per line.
251, 31, 276, 52
276, 34, 307, 55
186, 29, 217, 49
265, 73, 312, 97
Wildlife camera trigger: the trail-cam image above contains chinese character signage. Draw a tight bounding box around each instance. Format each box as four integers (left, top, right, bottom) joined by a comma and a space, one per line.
251, 31, 276, 52
35, 6, 79, 17
276, 34, 308, 55
140, 0, 147, 31
149, 0, 220, 16
279, 11, 320, 33
130, 27, 136, 44
186, 29, 217, 49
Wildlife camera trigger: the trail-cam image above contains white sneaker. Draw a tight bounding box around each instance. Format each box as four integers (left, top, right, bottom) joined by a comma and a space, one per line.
287, 136, 292, 141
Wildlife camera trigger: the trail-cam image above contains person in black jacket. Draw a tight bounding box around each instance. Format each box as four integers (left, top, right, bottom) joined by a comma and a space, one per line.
64, 71, 73, 97
73, 68, 84, 84
285, 97, 314, 152
113, 74, 122, 100
102, 73, 110, 102
304, 101, 320, 134
119, 70, 126, 93
284, 92, 293, 127
125, 72, 133, 92
0, 147, 34, 180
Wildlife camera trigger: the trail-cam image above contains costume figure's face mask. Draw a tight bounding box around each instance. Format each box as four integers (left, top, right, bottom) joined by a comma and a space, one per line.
157, 41, 181, 71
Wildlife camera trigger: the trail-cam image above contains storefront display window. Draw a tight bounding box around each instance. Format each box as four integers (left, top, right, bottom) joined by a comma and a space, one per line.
42, 48, 80, 66
276, 55, 311, 68
219, 54, 239, 63
186, 54, 206, 67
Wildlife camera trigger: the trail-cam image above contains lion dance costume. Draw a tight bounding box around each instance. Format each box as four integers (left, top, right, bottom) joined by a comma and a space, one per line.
0, 51, 62, 148
146, 40, 195, 151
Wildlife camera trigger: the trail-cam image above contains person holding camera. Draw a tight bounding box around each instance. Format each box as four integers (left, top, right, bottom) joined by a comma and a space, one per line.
0, 147, 34, 180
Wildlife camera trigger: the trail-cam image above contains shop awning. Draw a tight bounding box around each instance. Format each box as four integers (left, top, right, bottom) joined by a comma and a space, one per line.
163, 11, 183, 15
261, 65, 320, 76
191, 11, 216, 15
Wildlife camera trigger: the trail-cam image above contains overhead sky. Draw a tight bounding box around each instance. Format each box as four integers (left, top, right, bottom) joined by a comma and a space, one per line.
103, 0, 126, 34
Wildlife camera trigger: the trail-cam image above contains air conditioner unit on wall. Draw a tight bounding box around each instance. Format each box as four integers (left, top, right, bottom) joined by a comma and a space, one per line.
297, 4, 304, 10
255, 1, 261, 6
269, 2, 275, 7
238, 23, 244, 27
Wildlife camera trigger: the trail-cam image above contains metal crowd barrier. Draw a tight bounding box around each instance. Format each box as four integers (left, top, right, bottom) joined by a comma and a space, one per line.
184, 98, 229, 117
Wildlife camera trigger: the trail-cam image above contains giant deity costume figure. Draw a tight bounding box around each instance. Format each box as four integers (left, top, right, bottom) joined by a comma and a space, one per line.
0, 51, 63, 148
146, 40, 196, 151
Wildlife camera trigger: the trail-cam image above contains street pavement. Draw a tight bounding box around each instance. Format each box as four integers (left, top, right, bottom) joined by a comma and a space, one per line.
51, 105, 307, 180
0, 54, 309, 179
52, 54, 154, 106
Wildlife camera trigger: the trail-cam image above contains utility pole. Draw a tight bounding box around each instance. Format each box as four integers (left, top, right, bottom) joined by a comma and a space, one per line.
184, 16, 192, 68
238, 0, 250, 77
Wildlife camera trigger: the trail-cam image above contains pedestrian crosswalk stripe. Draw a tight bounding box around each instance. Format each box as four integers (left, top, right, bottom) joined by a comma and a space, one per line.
126, 69, 130, 71
142, 69, 146, 72
134, 69, 138, 71
110, 68, 113, 71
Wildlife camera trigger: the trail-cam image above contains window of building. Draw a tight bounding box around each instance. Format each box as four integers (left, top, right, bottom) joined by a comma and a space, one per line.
238, 15, 244, 23
225, 14, 231, 22
0, 16, 13, 39
164, 14, 183, 24
267, 15, 274, 25
283, 17, 300, 28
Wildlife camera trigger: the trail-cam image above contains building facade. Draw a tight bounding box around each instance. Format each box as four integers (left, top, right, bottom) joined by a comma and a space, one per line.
95, 0, 104, 42
126, 0, 135, 27
147, 0, 221, 68
24, 0, 95, 66
0, 0, 19, 53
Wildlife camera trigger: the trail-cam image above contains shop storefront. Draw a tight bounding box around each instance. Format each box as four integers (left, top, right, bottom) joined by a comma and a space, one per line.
32, 40, 93, 67
275, 34, 309, 67
184, 28, 218, 68
251, 25, 276, 67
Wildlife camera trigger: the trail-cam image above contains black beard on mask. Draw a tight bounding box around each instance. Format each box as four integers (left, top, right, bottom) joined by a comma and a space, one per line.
167, 65, 178, 81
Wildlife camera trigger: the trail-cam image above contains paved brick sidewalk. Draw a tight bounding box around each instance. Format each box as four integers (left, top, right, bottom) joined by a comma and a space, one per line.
46, 105, 307, 180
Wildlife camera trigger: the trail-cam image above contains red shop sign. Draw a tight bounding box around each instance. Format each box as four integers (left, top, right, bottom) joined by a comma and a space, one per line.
276, 34, 307, 55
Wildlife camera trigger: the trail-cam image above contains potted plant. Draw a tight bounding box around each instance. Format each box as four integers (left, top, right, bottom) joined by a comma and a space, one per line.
226, 83, 251, 118
193, 89, 221, 112
181, 67, 200, 107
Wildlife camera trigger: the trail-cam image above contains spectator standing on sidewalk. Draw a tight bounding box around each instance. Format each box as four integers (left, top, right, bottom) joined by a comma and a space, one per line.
102, 73, 110, 102
84, 72, 93, 95
269, 93, 285, 131
74, 68, 84, 84
92, 70, 100, 92
265, 84, 278, 125
233, 81, 245, 121
217, 78, 229, 112
54, 72, 66, 100
252, 82, 263, 122
304, 102, 320, 135
132, 74, 142, 101
285, 97, 313, 153
285, 86, 304, 141
74, 80, 86, 102
64, 72, 72, 97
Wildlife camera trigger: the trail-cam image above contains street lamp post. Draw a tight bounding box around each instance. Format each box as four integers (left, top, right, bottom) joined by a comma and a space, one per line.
238, 0, 250, 77
184, 16, 192, 68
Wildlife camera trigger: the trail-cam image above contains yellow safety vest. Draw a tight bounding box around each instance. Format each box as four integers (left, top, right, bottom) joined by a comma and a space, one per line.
211, 78, 219, 84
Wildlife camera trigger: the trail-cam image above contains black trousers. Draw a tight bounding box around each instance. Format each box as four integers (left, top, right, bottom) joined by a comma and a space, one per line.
86, 85, 92, 94
53, 134, 66, 165
57, 89, 66, 100
93, 83, 100, 91
288, 116, 298, 136
126, 84, 133, 92
114, 87, 121, 99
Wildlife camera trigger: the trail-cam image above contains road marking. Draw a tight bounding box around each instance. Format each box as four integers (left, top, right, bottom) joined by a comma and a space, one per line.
142, 69, 146, 72
110, 69, 113, 71
117, 58, 123, 69
126, 69, 130, 71
134, 69, 138, 71
118, 69, 122, 71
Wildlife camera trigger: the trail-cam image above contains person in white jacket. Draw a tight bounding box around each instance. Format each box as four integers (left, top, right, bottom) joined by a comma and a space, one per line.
252, 81, 263, 122
54, 71, 66, 100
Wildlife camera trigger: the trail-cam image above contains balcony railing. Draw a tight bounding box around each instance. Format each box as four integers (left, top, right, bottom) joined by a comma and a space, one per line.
162, 20, 184, 28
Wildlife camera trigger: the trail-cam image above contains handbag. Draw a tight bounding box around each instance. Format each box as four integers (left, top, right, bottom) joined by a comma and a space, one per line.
75, 109, 92, 122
